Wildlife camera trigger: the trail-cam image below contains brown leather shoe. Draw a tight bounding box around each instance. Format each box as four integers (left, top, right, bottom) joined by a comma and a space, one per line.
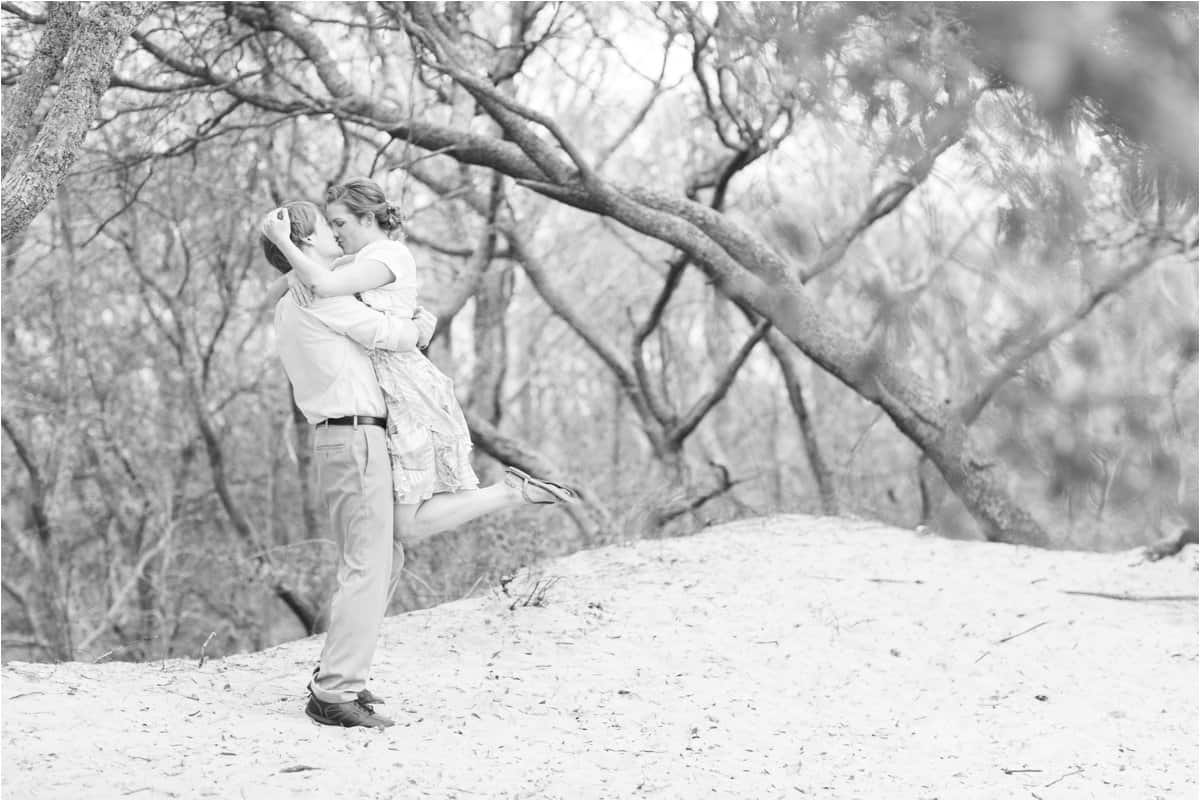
305, 694, 394, 729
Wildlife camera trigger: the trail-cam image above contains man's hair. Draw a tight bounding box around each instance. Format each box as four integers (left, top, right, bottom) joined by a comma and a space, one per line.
260, 201, 322, 274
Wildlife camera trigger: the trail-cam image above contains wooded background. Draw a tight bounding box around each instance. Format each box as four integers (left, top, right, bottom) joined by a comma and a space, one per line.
2, 1, 1196, 664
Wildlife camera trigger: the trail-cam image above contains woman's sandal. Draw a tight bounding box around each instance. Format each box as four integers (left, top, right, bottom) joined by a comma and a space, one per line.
505, 466, 581, 505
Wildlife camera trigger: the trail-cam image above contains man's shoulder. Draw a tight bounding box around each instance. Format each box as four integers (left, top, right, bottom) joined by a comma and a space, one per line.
276, 294, 334, 326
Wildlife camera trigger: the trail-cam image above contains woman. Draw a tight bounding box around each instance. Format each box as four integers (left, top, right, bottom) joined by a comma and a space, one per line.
260, 179, 577, 558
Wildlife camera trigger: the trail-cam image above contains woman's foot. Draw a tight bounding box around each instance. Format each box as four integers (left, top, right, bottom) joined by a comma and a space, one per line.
505, 467, 580, 505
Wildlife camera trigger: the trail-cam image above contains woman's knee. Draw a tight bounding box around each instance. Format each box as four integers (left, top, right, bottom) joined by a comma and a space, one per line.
392, 504, 421, 546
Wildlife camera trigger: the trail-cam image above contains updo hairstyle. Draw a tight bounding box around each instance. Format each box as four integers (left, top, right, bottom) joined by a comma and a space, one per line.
324, 177, 404, 234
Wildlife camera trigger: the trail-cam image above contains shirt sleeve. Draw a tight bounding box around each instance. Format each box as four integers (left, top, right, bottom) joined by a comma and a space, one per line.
301, 296, 417, 352
358, 242, 416, 284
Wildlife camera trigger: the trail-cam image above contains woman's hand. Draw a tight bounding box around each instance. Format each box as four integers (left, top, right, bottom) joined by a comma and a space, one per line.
259, 208, 292, 245
287, 272, 315, 307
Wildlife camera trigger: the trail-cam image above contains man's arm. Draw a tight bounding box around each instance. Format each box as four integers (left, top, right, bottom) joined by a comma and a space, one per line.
413, 306, 437, 350
301, 296, 420, 352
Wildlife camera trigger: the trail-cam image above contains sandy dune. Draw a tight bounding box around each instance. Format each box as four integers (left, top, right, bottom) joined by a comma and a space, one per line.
3, 515, 1197, 799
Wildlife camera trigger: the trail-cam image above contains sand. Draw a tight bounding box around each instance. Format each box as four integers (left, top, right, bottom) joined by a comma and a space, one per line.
3, 515, 1197, 799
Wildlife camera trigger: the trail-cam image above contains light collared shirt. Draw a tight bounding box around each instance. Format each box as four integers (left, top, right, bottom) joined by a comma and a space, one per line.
274, 294, 415, 424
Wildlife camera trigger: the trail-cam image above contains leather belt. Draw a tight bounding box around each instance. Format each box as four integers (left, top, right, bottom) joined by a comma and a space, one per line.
316, 415, 387, 428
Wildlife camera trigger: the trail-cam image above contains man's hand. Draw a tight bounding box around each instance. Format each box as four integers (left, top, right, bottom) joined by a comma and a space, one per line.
260, 208, 292, 245
412, 306, 438, 350
288, 272, 315, 307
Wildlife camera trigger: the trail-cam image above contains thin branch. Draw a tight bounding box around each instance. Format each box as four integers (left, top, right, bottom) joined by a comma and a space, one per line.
0, 2, 45, 23
594, 34, 675, 171
249, 2, 378, 119
76, 522, 173, 653
108, 74, 209, 93
79, 164, 155, 247
130, 29, 301, 115
960, 242, 1172, 424
654, 462, 747, 526
402, 4, 586, 184
669, 318, 770, 446
1, 414, 52, 544
804, 104, 972, 281
501, 214, 640, 398
631, 255, 689, 425
759, 324, 839, 514
1060, 590, 1197, 602
995, 620, 1049, 644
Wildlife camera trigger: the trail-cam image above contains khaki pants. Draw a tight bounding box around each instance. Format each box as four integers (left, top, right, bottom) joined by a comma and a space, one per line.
309, 424, 396, 704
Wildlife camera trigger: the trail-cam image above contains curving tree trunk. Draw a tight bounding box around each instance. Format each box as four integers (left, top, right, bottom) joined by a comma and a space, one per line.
1, 1, 156, 242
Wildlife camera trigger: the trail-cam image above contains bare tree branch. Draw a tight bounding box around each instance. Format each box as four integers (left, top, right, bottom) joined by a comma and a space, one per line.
0, 2, 78, 175
1, 414, 52, 545
804, 105, 971, 281
670, 318, 770, 447
75, 521, 173, 653
653, 461, 747, 527
0, 2, 46, 23
2, 2, 157, 241
960, 240, 1177, 424
631, 255, 689, 426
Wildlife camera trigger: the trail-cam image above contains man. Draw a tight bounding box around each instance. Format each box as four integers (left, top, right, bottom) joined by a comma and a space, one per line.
261, 202, 434, 729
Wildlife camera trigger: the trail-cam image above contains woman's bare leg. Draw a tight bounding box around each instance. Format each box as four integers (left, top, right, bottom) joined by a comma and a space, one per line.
393, 481, 524, 547
387, 473, 573, 608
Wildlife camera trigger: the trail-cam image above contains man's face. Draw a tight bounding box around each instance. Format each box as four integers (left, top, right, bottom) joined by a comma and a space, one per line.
306, 215, 343, 261
326, 201, 371, 254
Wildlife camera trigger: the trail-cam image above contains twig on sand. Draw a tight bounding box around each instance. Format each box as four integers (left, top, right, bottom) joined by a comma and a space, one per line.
1044, 767, 1084, 788
1002, 768, 1043, 775
464, 572, 487, 598
1060, 590, 1198, 602
197, 632, 216, 668
996, 621, 1049, 645
510, 576, 561, 610
867, 577, 925, 585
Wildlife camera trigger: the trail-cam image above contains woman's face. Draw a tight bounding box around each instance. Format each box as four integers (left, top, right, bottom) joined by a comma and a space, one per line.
326, 201, 374, 254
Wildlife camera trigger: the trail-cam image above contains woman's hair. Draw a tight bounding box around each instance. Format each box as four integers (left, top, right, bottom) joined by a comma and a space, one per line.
261, 201, 322, 274
324, 177, 404, 234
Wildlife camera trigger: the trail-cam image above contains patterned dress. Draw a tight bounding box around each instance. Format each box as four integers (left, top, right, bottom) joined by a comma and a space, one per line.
355, 240, 479, 504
